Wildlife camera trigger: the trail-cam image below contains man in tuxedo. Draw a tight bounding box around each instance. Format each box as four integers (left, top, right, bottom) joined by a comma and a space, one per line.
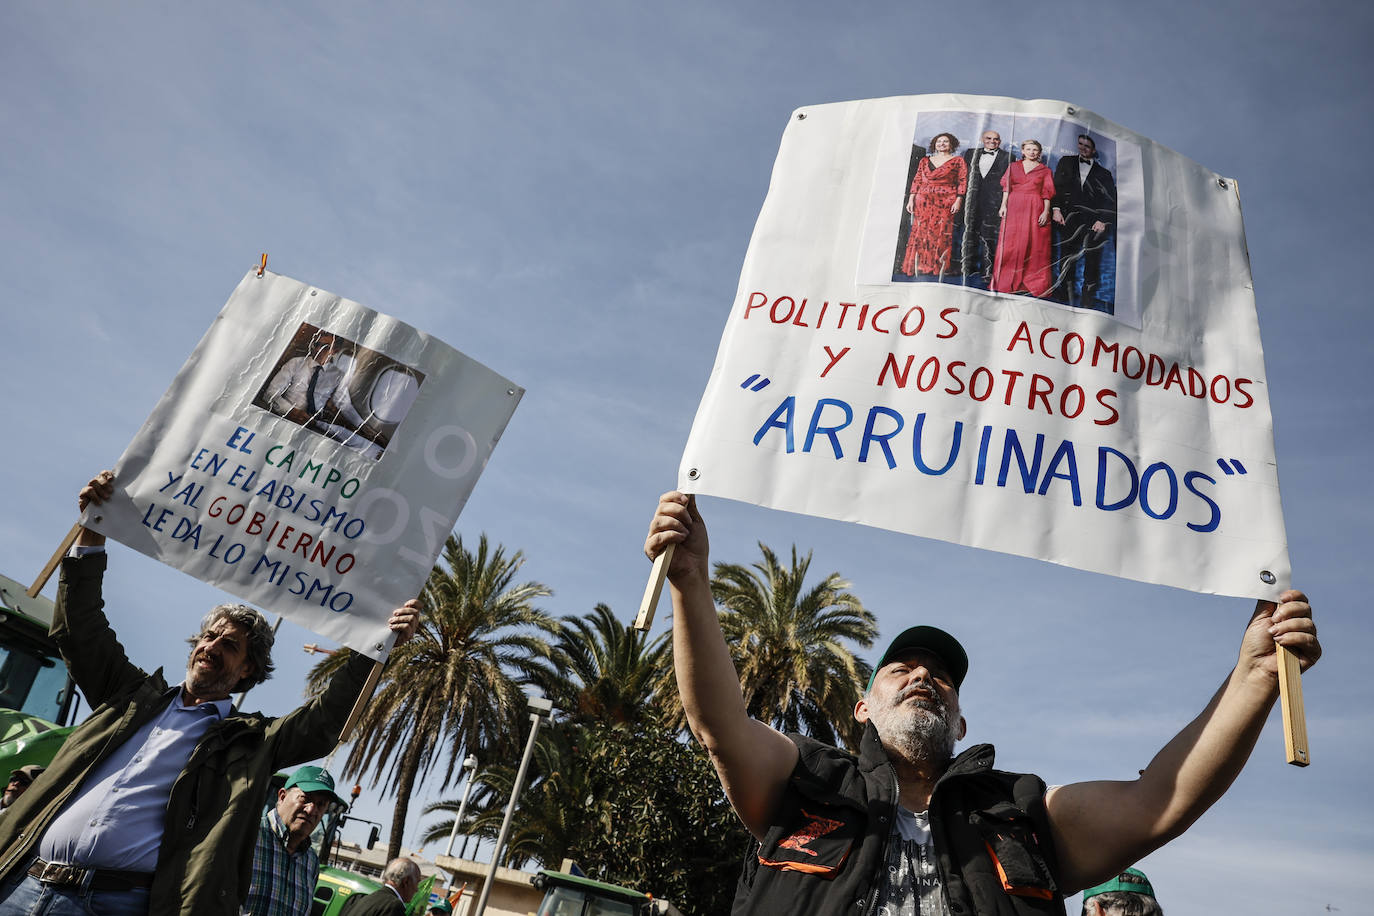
263, 332, 389, 460
960, 130, 1012, 286
339, 859, 420, 916
1052, 134, 1117, 308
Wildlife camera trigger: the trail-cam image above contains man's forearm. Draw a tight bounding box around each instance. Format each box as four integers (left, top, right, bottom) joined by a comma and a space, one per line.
52, 553, 145, 708
1047, 593, 1318, 891
272, 650, 376, 766
669, 565, 799, 838
1049, 668, 1274, 891
1135, 667, 1274, 832
671, 570, 750, 748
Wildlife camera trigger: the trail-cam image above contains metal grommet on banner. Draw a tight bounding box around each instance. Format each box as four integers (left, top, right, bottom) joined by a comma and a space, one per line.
796, 112, 806, 120
1259, 570, 1276, 585
1217, 178, 1229, 190
687, 468, 700, 480
1066, 106, 1076, 115
506, 388, 516, 396
257, 253, 268, 278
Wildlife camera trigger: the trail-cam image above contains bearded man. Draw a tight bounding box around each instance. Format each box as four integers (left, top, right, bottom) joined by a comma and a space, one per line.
645, 492, 1320, 916
0, 471, 420, 916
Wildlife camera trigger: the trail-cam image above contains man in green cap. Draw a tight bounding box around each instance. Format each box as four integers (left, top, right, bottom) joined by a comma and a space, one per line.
1081, 867, 1161, 916
244, 765, 346, 916
646, 492, 1321, 916
427, 898, 454, 916
0, 767, 44, 815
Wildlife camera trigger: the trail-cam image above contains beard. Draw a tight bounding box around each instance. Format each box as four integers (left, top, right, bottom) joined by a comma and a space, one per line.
865, 686, 960, 764
184, 649, 241, 699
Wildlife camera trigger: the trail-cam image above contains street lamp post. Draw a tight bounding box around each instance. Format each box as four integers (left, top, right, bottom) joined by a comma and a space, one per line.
473, 696, 553, 916
444, 754, 480, 858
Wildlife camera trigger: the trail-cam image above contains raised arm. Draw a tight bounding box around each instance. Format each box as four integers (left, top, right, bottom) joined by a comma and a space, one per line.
645, 492, 798, 839
75, 469, 114, 547
1045, 590, 1320, 891
269, 599, 421, 765
53, 471, 146, 705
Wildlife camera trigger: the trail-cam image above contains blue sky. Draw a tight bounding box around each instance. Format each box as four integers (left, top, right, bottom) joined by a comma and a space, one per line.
2, 2, 1370, 913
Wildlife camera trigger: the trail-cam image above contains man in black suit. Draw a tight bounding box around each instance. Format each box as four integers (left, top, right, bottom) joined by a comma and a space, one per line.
960, 130, 1012, 286
1052, 134, 1117, 308
339, 858, 420, 916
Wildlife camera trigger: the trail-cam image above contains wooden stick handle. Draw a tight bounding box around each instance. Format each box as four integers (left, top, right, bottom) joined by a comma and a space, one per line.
29, 523, 82, 598
338, 658, 386, 746
1276, 643, 1309, 767
633, 543, 674, 632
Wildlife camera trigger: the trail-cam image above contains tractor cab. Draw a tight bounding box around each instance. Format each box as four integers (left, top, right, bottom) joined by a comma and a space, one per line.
531, 870, 682, 916
0, 572, 77, 772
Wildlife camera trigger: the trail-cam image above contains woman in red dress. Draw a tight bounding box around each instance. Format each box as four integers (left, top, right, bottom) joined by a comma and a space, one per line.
900, 132, 968, 277
992, 139, 1056, 297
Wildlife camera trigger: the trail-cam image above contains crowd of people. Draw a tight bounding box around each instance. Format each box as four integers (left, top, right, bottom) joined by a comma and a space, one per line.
896, 129, 1118, 311
0, 471, 1320, 916
0, 471, 420, 916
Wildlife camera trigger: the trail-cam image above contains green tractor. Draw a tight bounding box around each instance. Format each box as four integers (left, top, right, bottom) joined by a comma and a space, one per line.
0, 572, 78, 773
531, 869, 683, 916
312, 863, 383, 916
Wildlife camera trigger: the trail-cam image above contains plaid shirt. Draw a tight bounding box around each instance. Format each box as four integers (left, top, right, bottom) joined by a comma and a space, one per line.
244, 808, 320, 916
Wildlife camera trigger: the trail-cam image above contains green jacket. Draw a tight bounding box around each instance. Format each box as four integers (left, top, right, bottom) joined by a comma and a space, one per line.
0, 553, 375, 916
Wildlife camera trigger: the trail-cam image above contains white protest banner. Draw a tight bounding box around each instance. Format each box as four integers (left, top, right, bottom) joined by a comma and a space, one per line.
86, 269, 523, 657
680, 95, 1288, 600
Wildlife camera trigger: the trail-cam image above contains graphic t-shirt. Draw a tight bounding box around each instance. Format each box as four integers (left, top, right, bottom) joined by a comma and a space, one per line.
870, 807, 951, 916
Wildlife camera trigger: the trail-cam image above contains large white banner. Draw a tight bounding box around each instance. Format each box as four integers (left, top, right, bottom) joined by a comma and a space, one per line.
681, 95, 1289, 600
87, 269, 523, 657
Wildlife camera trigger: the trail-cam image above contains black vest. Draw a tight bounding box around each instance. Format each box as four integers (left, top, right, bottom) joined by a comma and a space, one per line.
732, 725, 1065, 916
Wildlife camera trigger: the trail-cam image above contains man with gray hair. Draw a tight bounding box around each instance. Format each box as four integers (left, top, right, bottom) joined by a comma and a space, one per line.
245, 765, 347, 916
0, 471, 420, 916
646, 492, 1320, 916
339, 858, 421, 916
1080, 867, 1161, 916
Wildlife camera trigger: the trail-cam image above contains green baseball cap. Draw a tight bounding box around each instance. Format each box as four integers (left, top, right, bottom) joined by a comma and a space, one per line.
1081, 867, 1155, 902
284, 765, 345, 806
428, 900, 453, 914
866, 625, 968, 692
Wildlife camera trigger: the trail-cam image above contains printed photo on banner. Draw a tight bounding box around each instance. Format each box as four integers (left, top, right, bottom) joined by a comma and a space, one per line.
878, 110, 1138, 325
253, 323, 426, 462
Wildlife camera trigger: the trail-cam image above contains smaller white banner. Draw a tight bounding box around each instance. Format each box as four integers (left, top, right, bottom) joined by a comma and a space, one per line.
87, 269, 523, 658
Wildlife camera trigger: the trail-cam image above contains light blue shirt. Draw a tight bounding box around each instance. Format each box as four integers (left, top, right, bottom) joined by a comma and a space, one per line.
38, 686, 232, 871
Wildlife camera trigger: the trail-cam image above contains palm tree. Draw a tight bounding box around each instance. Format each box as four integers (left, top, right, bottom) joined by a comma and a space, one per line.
424, 604, 671, 860
422, 715, 751, 914
710, 543, 877, 750
421, 722, 603, 868
307, 533, 557, 860
528, 603, 672, 727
